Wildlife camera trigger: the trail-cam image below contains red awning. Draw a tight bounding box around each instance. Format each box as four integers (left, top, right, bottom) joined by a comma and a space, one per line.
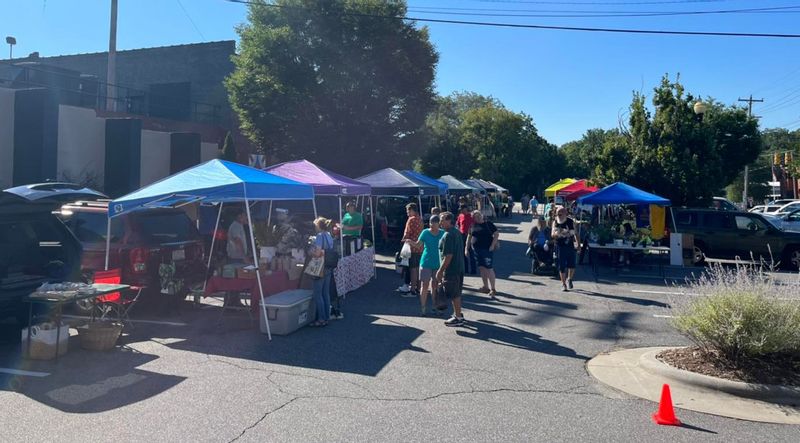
556, 179, 599, 199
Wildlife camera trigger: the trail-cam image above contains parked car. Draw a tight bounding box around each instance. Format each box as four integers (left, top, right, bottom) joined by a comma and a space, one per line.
762, 208, 800, 233
58, 201, 206, 309
774, 201, 800, 215
750, 205, 782, 214
0, 191, 83, 325
768, 199, 798, 207
670, 208, 800, 270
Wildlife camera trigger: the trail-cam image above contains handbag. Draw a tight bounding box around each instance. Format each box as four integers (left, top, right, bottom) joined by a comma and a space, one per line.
434, 283, 449, 310
320, 234, 339, 269
304, 256, 325, 278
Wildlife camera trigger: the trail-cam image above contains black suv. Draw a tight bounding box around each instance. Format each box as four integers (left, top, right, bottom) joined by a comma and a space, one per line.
671, 208, 800, 270
0, 191, 83, 325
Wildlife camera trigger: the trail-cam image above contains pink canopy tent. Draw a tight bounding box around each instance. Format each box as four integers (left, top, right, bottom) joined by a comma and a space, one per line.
557, 180, 599, 200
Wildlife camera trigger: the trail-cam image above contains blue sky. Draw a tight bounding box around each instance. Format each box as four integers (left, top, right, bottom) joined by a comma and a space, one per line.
2, 0, 799, 145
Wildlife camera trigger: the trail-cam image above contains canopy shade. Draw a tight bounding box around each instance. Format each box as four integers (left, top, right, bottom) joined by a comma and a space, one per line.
439, 175, 479, 195
357, 168, 438, 196
486, 181, 508, 193
544, 178, 577, 197
578, 182, 670, 206
265, 159, 371, 196
556, 180, 598, 199
110, 159, 315, 217
401, 170, 448, 195
563, 187, 598, 201
468, 178, 497, 193
462, 179, 488, 194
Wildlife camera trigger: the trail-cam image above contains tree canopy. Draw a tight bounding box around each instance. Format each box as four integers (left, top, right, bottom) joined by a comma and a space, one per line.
415, 92, 561, 196
226, 0, 438, 176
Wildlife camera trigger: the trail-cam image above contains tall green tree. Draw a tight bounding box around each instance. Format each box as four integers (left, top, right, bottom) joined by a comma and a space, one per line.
226, 0, 438, 176
559, 128, 619, 179
595, 76, 762, 206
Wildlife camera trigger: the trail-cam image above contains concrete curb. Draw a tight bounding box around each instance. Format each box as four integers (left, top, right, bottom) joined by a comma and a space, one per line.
639, 347, 800, 406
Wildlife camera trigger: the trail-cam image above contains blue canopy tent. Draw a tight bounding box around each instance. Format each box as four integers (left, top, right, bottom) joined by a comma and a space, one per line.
108, 159, 316, 340
578, 182, 676, 234
438, 175, 479, 196
401, 170, 448, 210
357, 168, 438, 213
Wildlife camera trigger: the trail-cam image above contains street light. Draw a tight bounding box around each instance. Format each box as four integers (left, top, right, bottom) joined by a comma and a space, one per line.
5, 36, 16, 60
693, 101, 707, 119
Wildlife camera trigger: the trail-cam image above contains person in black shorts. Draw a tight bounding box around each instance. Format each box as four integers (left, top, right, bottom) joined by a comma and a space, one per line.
437, 212, 466, 327
466, 210, 499, 299
551, 206, 577, 291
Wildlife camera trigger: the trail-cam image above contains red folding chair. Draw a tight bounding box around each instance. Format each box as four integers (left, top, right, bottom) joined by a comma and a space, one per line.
93, 269, 144, 329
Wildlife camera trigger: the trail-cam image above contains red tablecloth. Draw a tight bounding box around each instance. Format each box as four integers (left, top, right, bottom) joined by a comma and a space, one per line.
204, 270, 296, 311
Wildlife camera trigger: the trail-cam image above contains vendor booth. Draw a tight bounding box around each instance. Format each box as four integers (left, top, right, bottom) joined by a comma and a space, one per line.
107, 159, 315, 340
578, 182, 674, 280
265, 160, 376, 296
545, 178, 577, 198
556, 180, 598, 200
401, 170, 449, 210
462, 179, 496, 219
439, 175, 480, 196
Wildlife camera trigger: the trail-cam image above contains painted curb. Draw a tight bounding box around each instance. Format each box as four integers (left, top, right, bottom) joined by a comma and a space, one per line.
639, 347, 800, 406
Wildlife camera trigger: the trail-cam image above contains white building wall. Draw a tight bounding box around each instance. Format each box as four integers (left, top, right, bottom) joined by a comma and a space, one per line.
140, 130, 171, 187
201, 141, 219, 163
56, 105, 106, 189
0, 88, 15, 189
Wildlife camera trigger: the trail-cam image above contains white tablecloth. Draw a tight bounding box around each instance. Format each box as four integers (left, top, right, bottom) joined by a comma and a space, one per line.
334, 247, 375, 295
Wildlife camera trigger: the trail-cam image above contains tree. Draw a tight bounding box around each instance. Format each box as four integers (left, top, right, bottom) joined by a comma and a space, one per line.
220, 131, 237, 162
594, 76, 762, 206
226, 0, 438, 176
559, 128, 619, 179
415, 92, 561, 195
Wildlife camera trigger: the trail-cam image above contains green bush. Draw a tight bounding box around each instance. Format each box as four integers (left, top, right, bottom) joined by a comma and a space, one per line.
672, 264, 800, 364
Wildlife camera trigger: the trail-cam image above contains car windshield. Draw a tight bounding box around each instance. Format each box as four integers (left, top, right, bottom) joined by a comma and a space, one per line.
69, 212, 124, 242
132, 212, 198, 242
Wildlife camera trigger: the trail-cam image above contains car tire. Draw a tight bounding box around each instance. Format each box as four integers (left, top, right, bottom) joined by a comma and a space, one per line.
782, 247, 800, 271
693, 242, 707, 266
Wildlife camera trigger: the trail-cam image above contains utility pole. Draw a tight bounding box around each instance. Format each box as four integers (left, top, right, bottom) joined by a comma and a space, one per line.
106, 0, 118, 112
738, 95, 763, 208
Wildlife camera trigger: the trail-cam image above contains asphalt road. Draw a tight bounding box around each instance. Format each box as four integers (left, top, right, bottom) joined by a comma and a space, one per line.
1, 213, 798, 442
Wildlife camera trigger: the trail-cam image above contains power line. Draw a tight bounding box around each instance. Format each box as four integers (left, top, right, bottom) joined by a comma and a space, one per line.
176, 0, 207, 41
224, 0, 800, 38
404, 5, 800, 19
462, 0, 731, 4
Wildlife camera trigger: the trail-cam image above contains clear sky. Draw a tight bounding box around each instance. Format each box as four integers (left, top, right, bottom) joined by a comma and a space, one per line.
2, 0, 799, 145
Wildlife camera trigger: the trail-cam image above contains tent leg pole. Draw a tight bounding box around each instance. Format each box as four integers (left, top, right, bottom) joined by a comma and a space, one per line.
267, 201, 273, 228
104, 220, 111, 270
338, 196, 345, 257
245, 193, 271, 341
312, 198, 318, 219
418, 195, 422, 214
203, 202, 223, 292
370, 196, 376, 280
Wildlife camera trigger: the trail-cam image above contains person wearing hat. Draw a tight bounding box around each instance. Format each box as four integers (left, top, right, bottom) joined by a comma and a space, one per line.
406, 215, 445, 316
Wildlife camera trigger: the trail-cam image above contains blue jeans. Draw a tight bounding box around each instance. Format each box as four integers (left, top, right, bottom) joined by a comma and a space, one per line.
313, 272, 332, 322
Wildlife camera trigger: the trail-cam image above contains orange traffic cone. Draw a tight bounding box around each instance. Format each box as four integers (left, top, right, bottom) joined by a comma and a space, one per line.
652, 384, 681, 426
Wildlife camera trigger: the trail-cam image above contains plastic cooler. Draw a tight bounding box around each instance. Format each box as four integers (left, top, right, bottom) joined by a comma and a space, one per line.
259, 289, 315, 335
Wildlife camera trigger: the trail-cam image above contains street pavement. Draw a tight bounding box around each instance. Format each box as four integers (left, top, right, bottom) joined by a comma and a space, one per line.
1, 213, 799, 442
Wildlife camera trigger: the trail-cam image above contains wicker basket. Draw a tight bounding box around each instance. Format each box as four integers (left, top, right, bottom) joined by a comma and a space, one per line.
77, 321, 123, 351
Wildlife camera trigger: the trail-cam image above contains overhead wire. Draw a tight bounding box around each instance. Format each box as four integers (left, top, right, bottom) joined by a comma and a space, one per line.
223, 0, 800, 38
176, 0, 207, 41
404, 5, 800, 18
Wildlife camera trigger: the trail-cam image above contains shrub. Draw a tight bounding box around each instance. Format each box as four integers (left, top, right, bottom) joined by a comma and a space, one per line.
672, 264, 800, 365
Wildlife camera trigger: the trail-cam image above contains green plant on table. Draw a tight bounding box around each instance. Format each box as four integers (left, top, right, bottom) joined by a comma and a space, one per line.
671, 264, 800, 365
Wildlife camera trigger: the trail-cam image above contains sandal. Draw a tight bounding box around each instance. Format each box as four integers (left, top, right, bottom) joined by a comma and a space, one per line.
478, 287, 491, 294
489, 290, 498, 299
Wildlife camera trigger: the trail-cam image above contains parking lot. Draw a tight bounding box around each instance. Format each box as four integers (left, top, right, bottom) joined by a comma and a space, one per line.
1, 214, 797, 442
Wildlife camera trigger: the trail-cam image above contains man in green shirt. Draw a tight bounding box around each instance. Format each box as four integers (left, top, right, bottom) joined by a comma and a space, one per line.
437, 211, 466, 327
341, 201, 363, 237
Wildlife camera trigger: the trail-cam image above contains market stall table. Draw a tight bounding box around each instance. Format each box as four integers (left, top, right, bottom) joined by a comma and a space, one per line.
588, 243, 670, 281
333, 246, 375, 296
203, 269, 296, 312
24, 283, 130, 360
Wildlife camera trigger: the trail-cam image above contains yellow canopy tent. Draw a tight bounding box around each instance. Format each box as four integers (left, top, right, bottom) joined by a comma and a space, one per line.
544, 178, 577, 198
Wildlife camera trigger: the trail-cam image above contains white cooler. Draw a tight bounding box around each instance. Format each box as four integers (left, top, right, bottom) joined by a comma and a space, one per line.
259, 289, 315, 335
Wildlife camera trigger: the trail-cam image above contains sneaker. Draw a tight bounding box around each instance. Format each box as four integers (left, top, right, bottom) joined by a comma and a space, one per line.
562, 284, 568, 292
397, 284, 411, 293
478, 287, 491, 294
444, 316, 465, 327
568, 279, 574, 290
400, 291, 417, 298
489, 290, 498, 300
411, 288, 420, 296
331, 311, 345, 320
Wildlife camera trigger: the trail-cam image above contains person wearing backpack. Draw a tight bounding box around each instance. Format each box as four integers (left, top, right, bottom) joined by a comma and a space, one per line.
310, 217, 336, 326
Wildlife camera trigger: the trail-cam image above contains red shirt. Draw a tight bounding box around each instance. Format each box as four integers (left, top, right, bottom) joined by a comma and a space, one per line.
402, 215, 424, 254
456, 213, 474, 236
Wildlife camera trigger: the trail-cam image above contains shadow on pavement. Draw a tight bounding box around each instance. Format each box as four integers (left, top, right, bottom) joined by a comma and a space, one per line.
455, 319, 588, 360
571, 289, 670, 308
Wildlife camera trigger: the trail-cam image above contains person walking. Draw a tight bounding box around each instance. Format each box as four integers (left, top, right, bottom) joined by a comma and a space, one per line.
521, 194, 530, 215
551, 206, 577, 292
467, 210, 499, 299
399, 203, 423, 297
406, 215, 445, 316
310, 217, 335, 326
530, 195, 539, 216
437, 212, 466, 327
456, 205, 477, 275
